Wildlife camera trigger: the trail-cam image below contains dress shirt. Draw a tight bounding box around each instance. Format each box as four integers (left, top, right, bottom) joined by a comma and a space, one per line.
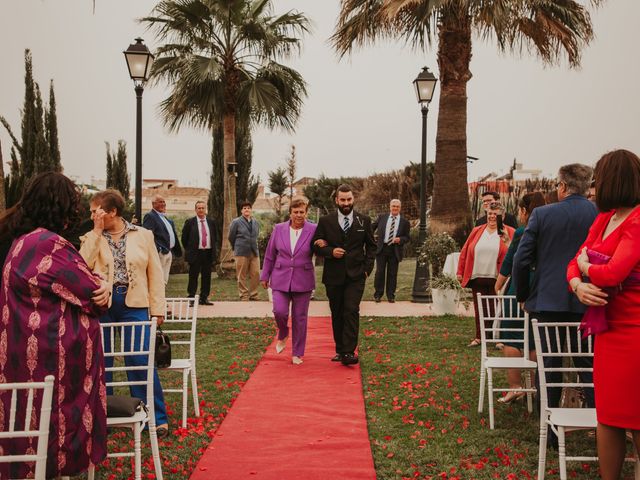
337, 210, 354, 231
154, 209, 175, 249
197, 216, 212, 249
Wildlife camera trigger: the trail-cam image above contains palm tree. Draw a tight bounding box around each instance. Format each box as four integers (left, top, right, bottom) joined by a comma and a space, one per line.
142, 0, 309, 268
332, 0, 601, 242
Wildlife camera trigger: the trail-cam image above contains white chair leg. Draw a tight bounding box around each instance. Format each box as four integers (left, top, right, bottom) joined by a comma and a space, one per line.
478, 362, 486, 413
134, 423, 142, 480
487, 367, 495, 429
537, 416, 548, 480
191, 365, 200, 418
87, 464, 95, 480
149, 422, 164, 480
558, 426, 567, 480
182, 369, 189, 428
525, 371, 533, 413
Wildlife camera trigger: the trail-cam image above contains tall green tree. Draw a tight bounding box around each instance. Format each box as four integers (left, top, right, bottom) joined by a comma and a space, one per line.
143, 0, 309, 269
105, 140, 130, 200
332, 0, 601, 241
45, 80, 62, 172
268, 166, 288, 220
286, 144, 296, 199
1, 49, 62, 207
0, 140, 6, 213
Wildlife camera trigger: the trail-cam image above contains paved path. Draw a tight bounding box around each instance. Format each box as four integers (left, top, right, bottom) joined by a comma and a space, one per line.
196, 300, 473, 318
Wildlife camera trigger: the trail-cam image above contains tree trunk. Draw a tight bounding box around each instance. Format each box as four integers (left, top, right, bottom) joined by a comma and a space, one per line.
431, 8, 473, 246
218, 112, 238, 277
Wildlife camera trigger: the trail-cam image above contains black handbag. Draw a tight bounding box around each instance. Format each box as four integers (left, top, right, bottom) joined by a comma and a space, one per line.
106, 395, 145, 417
155, 328, 172, 368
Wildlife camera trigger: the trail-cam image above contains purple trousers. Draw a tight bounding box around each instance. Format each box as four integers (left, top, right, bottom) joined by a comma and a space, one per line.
272, 290, 312, 357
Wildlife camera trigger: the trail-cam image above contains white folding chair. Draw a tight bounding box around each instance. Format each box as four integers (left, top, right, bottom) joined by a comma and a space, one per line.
0, 375, 54, 480
88, 318, 163, 480
160, 298, 200, 428
477, 294, 537, 429
532, 319, 640, 480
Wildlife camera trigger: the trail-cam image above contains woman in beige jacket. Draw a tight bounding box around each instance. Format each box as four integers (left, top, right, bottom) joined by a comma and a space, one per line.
80, 189, 169, 437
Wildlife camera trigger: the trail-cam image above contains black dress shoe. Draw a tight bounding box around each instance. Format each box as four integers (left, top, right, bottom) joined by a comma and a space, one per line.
374, 296, 381, 303
388, 298, 395, 303
199, 299, 213, 306
331, 354, 343, 362
341, 353, 359, 366
156, 426, 169, 439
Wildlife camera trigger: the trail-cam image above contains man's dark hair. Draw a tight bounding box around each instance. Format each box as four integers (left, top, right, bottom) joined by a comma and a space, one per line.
0, 172, 82, 242
483, 191, 500, 201
595, 149, 640, 212
334, 184, 353, 199
239, 201, 253, 209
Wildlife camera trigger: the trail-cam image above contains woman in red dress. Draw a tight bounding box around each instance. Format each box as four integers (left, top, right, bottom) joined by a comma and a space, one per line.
567, 149, 640, 479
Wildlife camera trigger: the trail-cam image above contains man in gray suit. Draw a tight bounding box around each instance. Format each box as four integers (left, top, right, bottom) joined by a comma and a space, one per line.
228, 201, 260, 300
513, 163, 597, 445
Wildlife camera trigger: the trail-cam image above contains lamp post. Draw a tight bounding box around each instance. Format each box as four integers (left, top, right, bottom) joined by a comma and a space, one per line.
123, 38, 154, 223
411, 66, 438, 303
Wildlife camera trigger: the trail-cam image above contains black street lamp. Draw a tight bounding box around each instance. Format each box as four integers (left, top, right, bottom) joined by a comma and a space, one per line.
411, 66, 438, 303
123, 37, 154, 222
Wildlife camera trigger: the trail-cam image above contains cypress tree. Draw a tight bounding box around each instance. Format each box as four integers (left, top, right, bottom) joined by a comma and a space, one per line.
208, 125, 224, 256
20, 50, 37, 179
235, 124, 259, 210
33, 84, 49, 173
105, 142, 114, 187
114, 140, 130, 200
0, 140, 6, 213
45, 80, 62, 172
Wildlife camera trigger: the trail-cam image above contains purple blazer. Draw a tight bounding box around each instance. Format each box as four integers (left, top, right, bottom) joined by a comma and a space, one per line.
260, 220, 317, 293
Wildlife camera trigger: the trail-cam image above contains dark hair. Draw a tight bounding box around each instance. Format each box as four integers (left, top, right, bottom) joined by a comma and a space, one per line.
483, 191, 500, 201
519, 192, 546, 217
239, 201, 252, 209
594, 149, 640, 212
0, 172, 81, 241
545, 190, 559, 204
194, 200, 206, 208
334, 184, 352, 199
91, 189, 125, 216
289, 196, 309, 212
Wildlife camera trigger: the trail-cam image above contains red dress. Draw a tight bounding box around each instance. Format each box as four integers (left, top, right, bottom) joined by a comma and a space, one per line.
567, 207, 640, 429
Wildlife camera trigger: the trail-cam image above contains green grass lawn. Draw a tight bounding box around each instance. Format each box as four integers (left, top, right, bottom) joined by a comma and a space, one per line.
166, 258, 418, 302
91, 315, 636, 479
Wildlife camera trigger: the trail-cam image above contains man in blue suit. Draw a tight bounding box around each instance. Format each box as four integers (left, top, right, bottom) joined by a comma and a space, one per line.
142, 195, 182, 285
513, 164, 597, 428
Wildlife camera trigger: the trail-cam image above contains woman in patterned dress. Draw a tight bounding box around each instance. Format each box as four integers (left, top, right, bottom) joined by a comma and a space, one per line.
0, 172, 110, 478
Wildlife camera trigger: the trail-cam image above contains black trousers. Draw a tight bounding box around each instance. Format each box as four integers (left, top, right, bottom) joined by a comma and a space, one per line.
187, 249, 213, 301
374, 246, 399, 300
325, 277, 366, 355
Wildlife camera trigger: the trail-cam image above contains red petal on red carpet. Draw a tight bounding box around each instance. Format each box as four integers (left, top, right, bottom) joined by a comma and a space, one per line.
190, 316, 376, 480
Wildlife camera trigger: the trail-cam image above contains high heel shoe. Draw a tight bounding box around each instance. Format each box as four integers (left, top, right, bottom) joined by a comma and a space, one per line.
497, 391, 525, 404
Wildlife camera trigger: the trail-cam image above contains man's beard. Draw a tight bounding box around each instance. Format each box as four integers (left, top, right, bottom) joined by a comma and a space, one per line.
338, 204, 353, 215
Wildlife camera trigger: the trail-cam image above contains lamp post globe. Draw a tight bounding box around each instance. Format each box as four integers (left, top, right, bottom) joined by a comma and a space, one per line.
411, 67, 438, 303
123, 38, 154, 223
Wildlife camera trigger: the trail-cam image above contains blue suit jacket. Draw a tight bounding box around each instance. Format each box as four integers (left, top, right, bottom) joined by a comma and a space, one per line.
142, 209, 182, 257
513, 195, 597, 313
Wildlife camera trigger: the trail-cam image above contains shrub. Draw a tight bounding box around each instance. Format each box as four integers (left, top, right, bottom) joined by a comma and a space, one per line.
418, 232, 457, 276
430, 273, 462, 291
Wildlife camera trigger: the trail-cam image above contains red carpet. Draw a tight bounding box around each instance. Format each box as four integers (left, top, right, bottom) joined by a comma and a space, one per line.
190, 316, 376, 480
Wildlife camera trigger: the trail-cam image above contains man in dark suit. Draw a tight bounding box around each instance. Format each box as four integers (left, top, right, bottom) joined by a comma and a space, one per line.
312, 184, 376, 366
476, 191, 518, 228
513, 164, 597, 440
142, 195, 182, 286
181, 200, 217, 305
372, 199, 410, 303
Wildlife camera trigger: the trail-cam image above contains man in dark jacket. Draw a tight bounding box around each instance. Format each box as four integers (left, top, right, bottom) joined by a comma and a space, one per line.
372, 199, 410, 302
181, 200, 217, 305
312, 184, 376, 366
142, 195, 182, 286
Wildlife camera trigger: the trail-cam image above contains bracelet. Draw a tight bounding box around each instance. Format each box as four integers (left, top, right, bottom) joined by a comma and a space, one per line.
572, 281, 581, 293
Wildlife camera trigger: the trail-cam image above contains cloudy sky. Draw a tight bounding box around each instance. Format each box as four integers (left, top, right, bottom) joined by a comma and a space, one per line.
0, 0, 638, 188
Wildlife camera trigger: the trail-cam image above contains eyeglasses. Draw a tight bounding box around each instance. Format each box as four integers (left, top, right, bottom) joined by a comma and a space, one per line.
556, 181, 565, 189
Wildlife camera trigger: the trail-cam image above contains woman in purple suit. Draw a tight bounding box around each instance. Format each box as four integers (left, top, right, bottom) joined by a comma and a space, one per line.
260, 197, 317, 365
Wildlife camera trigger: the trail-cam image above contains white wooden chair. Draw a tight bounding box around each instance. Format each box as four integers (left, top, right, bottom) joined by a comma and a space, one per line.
160, 298, 200, 428
477, 294, 537, 429
88, 318, 163, 480
0, 375, 55, 480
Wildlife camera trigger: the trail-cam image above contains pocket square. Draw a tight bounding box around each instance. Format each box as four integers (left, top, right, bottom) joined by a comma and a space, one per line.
357, 229, 365, 232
